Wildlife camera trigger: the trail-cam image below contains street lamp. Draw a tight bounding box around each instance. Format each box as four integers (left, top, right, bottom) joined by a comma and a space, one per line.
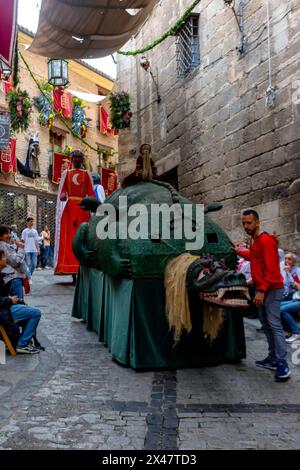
48, 58, 69, 87
140, 56, 161, 104
0, 60, 12, 81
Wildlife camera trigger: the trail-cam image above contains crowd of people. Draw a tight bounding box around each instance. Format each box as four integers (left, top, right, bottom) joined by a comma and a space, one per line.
237, 236, 300, 344
0, 204, 299, 380
236, 209, 300, 382
0, 217, 53, 355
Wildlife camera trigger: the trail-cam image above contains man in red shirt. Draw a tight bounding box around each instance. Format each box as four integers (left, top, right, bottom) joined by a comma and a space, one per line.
236, 209, 291, 381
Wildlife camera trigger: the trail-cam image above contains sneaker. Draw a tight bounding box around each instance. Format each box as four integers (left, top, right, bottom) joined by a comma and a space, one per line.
45, 266, 50, 270
256, 327, 266, 333
286, 334, 300, 344
29, 280, 33, 285
16, 345, 40, 354
275, 362, 291, 381
255, 358, 277, 370
36, 267, 42, 271
30, 339, 45, 351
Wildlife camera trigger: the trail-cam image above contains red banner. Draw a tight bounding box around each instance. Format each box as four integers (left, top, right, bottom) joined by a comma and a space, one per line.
101, 168, 118, 196
52, 152, 71, 184
0, 138, 16, 173
0, 0, 17, 69
99, 106, 117, 137
53, 88, 73, 119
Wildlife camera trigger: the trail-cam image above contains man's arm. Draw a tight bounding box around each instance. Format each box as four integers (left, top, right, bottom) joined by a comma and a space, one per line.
0, 242, 25, 268
234, 243, 250, 261
35, 231, 39, 252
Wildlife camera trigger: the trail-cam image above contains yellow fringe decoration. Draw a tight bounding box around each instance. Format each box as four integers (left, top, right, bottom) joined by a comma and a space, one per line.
165, 253, 199, 343
165, 253, 225, 343
202, 304, 224, 342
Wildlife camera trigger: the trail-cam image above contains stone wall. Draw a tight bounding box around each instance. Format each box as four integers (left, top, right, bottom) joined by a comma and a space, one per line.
117, 0, 300, 253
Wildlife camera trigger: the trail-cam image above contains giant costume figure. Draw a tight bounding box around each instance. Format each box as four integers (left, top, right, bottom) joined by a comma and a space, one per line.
72, 144, 248, 369
54, 150, 95, 275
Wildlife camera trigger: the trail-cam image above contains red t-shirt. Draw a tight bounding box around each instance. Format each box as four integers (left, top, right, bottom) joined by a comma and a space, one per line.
239, 233, 283, 292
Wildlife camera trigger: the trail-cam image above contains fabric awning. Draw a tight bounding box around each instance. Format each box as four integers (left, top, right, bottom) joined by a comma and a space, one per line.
0, 0, 18, 68
68, 89, 106, 103
29, 0, 158, 59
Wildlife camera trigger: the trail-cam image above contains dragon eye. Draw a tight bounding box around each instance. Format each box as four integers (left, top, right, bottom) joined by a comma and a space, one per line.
197, 268, 210, 281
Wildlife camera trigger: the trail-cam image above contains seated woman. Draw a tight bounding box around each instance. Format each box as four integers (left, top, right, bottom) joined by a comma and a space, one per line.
122, 144, 159, 188
280, 252, 300, 344
0, 249, 41, 354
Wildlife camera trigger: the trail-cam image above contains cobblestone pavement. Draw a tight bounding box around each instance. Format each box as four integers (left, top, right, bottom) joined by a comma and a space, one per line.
1, 270, 300, 450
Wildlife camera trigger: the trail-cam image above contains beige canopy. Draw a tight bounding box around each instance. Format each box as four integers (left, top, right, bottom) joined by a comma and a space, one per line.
29, 0, 158, 59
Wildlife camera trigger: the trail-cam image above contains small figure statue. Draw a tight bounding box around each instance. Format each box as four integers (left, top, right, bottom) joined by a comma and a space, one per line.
17, 132, 41, 178
122, 143, 158, 188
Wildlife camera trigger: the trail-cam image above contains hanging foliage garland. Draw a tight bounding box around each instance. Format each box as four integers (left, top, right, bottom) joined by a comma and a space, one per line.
117, 0, 201, 56
12, 39, 20, 88
8, 88, 32, 133
109, 91, 132, 130
36, 80, 54, 129
62, 144, 74, 156
72, 96, 89, 138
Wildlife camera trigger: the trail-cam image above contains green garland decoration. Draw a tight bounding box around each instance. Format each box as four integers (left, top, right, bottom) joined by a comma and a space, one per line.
117, 0, 201, 56
8, 87, 32, 133
72, 96, 89, 138
12, 39, 20, 87
19, 51, 117, 156
35, 80, 54, 128
109, 91, 132, 130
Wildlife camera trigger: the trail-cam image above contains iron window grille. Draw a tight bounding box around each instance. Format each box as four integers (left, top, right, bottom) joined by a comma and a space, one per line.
37, 196, 56, 237
176, 14, 200, 77
0, 189, 28, 231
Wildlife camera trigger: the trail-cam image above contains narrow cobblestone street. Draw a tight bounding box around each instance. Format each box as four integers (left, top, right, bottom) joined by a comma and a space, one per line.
1, 270, 300, 450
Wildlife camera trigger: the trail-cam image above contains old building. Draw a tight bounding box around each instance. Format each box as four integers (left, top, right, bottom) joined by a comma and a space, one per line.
0, 26, 117, 234
117, 0, 300, 252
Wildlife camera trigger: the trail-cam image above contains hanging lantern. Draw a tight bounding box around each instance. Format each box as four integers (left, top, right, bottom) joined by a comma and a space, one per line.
47, 58, 69, 87
0, 60, 12, 81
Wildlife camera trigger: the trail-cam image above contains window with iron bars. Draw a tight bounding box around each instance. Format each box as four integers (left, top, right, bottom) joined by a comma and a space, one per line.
176, 14, 200, 78
0, 188, 28, 232
37, 196, 57, 238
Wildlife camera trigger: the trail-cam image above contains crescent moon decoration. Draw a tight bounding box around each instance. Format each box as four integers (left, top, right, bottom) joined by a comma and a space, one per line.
72, 173, 80, 186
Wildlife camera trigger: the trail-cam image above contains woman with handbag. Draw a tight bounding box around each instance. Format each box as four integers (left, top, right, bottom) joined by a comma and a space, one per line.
280, 253, 300, 344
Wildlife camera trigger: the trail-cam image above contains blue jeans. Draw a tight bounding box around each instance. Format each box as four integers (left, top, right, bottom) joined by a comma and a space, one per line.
22, 261, 32, 280
10, 277, 24, 301
44, 246, 52, 266
258, 288, 287, 363
280, 301, 300, 334
25, 252, 37, 275
11, 304, 41, 348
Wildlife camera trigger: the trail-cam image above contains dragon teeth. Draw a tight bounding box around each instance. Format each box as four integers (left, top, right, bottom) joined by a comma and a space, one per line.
218, 288, 225, 299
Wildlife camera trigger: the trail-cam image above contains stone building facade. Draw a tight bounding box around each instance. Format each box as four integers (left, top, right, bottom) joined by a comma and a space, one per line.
117, 0, 300, 252
0, 27, 117, 234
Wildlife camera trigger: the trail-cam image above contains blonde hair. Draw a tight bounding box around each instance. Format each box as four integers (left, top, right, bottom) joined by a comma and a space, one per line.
140, 144, 153, 181
142, 152, 153, 180
165, 253, 225, 344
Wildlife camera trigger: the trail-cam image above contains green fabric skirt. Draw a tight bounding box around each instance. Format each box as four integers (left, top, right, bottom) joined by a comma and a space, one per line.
72, 266, 246, 369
